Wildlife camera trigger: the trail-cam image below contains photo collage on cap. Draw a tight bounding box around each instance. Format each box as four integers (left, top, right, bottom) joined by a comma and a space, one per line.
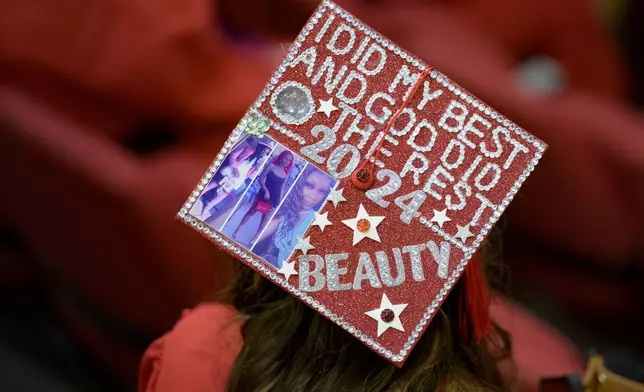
190, 132, 337, 269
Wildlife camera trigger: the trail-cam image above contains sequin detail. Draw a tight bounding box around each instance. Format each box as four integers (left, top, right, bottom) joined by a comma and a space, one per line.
271, 81, 315, 125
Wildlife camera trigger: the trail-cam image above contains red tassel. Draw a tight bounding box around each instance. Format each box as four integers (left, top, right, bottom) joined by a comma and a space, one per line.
459, 253, 494, 344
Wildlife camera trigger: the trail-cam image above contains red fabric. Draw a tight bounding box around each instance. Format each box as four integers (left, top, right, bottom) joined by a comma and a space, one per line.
138, 298, 584, 392
0, 0, 275, 132
254, 200, 273, 214
272, 151, 295, 175
139, 305, 242, 392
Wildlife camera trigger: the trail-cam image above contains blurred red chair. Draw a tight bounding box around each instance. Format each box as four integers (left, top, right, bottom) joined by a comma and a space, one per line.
0, 86, 233, 383
451, 0, 628, 100
0, 0, 276, 385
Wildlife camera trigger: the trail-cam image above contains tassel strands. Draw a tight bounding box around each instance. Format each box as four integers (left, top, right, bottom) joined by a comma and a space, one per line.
459, 253, 494, 344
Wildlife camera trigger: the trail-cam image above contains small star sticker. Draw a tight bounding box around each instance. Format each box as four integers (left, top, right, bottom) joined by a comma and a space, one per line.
326, 187, 347, 208
311, 211, 332, 232
365, 293, 408, 337
341, 204, 385, 246
294, 236, 315, 255
317, 98, 338, 117
277, 261, 298, 281
430, 208, 451, 228
455, 224, 474, 243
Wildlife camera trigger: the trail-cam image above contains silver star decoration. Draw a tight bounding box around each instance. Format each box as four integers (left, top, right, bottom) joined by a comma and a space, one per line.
326, 187, 347, 208
294, 235, 315, 255
430, 208, 451, 228
341, 204, 385, 246
311, 211, 332, 232
277, 260, 298, 281
365, 293, 408, 337
455, 224, 474, 243
317, 98, 338, 117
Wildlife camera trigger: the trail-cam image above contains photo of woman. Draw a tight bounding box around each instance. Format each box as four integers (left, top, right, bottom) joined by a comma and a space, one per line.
202, 142, 273, 227
252, 165, 336, 268
220, 146, 306, 248
193, 134, 275, 224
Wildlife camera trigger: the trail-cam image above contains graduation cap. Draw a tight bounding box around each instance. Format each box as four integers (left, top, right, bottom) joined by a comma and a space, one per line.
179, 0, 547, 366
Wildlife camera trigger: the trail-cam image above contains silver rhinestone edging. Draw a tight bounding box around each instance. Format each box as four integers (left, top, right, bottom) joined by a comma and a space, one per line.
250, 109, 306, 145
417, 216, 473, 253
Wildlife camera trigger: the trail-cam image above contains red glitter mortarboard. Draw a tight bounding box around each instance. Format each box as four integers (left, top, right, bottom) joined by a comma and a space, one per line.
179, 0, 547, 366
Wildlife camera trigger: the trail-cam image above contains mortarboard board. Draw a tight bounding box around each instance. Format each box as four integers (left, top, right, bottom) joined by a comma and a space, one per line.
179, 0, 547, 366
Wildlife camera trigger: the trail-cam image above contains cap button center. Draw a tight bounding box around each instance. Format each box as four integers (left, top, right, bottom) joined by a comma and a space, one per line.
351, 168, 374, 190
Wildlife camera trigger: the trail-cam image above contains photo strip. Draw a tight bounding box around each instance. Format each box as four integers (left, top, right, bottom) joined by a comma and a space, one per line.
191, 135, 336, 269
220, 145, 307, 248
252, 164, 336, 268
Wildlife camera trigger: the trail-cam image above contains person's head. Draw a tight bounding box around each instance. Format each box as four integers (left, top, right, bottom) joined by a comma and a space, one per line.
241, 137, 259, 155
274, 150, 294, 171
259, 144, 272, 158
223, 199, 509, 392
268, 166, 334, 256
249, 143, 272, 161
300, 168, 333, 212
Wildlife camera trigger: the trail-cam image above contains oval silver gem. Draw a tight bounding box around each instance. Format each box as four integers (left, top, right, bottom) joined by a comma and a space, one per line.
271, 82, 314, 125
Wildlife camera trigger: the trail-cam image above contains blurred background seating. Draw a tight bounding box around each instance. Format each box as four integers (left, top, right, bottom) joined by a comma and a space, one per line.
0, 0, 642, 390
0, 85, 231, 385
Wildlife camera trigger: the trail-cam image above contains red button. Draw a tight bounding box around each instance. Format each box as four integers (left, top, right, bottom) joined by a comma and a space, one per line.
351, 168, 374, 190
